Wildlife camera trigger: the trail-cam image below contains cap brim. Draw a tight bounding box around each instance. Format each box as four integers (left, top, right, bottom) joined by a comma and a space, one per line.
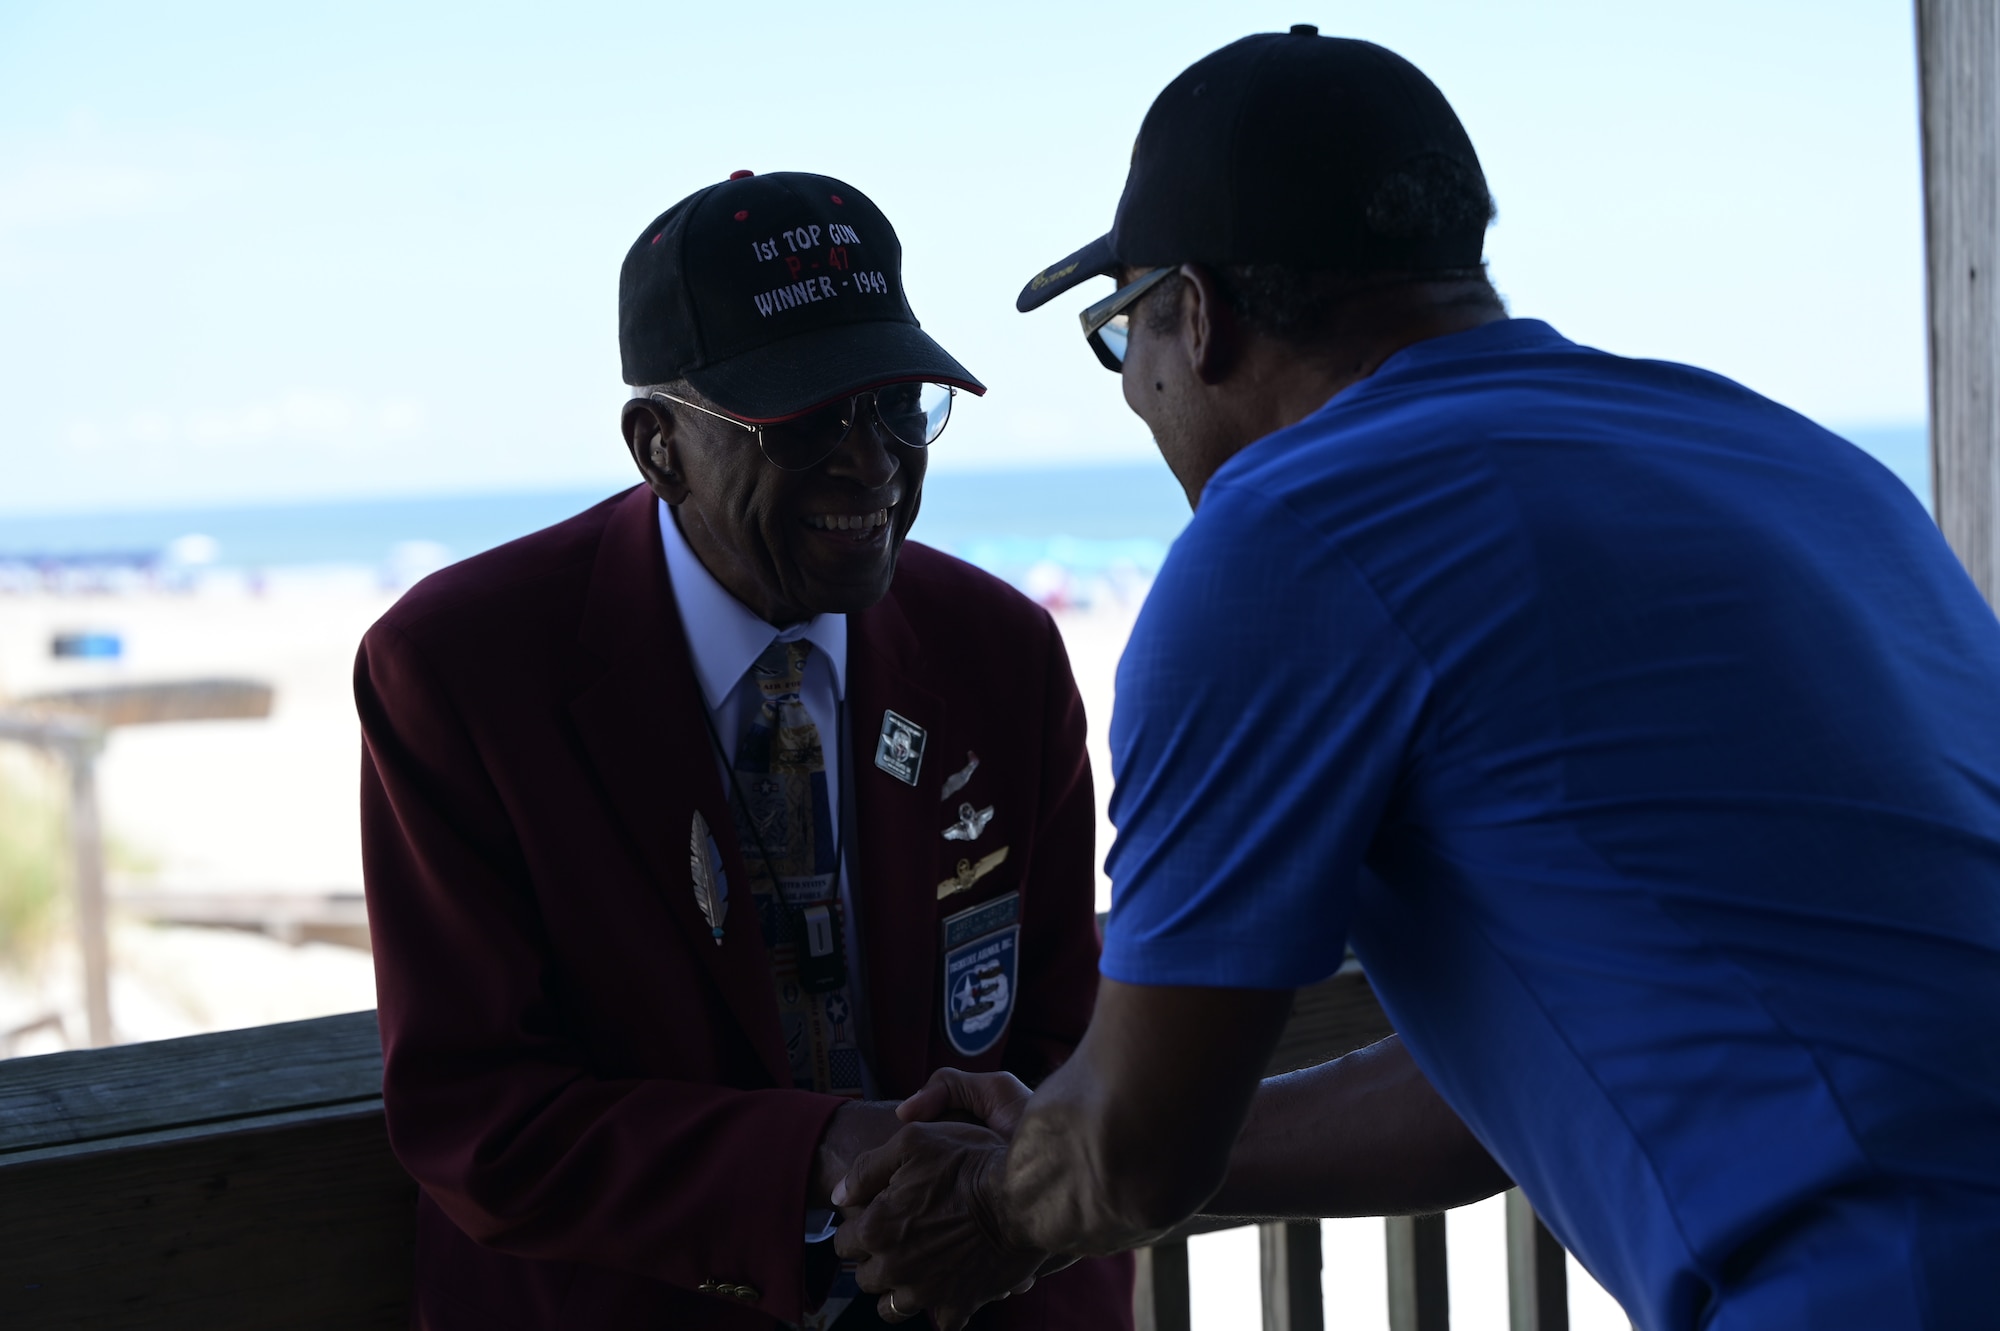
1016, 235, 1118, 313
685, 320, 985, 423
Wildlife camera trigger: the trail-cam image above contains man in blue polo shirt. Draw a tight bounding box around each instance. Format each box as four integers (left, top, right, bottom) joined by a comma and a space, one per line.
832, 30, 2000, 1331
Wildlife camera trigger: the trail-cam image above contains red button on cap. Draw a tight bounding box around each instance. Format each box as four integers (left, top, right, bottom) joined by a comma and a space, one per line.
729, 169, 754, 180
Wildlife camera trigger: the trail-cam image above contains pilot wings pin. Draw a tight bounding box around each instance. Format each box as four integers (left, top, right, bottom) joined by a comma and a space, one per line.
937, 845, 1009, 900
689, 810, 729, 944
943, 802, 995, 842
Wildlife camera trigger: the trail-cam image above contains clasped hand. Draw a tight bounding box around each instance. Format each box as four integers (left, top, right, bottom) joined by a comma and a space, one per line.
832, 1069, 1046, 1329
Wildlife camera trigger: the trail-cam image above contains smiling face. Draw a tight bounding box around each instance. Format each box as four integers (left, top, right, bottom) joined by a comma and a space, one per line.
622, 391, 925, 625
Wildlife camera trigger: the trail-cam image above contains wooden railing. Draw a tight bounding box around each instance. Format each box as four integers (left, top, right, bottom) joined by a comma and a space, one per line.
1127, 960, 1574, 1331
0, 969, 1580, 1329
0, 1011, 410, 1329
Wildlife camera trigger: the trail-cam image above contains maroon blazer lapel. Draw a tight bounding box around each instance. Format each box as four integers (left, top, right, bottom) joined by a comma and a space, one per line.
565, 487, 790, 1088
847, 587, 950, 1097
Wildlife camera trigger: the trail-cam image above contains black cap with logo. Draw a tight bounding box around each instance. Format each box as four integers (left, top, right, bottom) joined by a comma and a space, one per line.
1018, 27, 1489, 312
621, 170, 984, 421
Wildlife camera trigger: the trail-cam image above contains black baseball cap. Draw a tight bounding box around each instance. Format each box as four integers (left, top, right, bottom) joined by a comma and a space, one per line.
621, 171, 984, 421
1018, 27, 1489, 312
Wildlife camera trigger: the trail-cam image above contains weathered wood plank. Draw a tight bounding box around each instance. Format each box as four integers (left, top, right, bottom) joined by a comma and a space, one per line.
113, 890, 373, 952
1506, 1189, 1567, 1331
0, 958, 1386, 1330
0, 1108, 414, 1329
1260, 1220, 1324, 1331
0, 1010, 381, 1155
1386, 1213, 1449, 1331
1268, 959, 1395, 1076
18, 679, 275, 728
1918, 0, 2000, 605
0, 972, 1381, 1158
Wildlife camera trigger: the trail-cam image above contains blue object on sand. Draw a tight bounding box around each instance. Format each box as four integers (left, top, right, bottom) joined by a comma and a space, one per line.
50, 632, 122, 660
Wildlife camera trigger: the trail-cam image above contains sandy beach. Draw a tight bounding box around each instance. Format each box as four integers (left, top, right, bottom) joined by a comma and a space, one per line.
0, 568, 1148, 1057
0, 572, 1626, 1329
0, 568, 1140, 985
0, 572, 392, 1050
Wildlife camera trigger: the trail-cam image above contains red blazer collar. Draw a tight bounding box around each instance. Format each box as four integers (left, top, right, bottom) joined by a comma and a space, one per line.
567, 487, 791, 1087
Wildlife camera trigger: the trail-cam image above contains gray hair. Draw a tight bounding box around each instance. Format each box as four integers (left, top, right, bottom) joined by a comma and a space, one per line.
627, 378, 692, 403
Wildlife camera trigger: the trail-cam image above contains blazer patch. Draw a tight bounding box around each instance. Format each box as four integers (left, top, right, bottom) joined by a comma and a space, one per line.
941, 890, 1020, 1057
874, 709, 927, 785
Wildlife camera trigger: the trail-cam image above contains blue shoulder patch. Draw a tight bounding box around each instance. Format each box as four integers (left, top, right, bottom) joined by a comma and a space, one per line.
941, 891, 1021, 1057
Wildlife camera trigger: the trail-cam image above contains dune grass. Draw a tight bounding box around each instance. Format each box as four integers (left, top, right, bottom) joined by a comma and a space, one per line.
0, 753, 65, 969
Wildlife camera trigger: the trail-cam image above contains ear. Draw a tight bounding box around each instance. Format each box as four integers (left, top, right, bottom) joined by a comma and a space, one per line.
621, 397, 691, 505
1178, 264, 1241, 385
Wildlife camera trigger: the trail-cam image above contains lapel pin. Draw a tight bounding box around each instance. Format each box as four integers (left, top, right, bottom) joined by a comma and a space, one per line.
936, 844, 1010, 900
942, 802, 995, 842
874, 709, 927, 786
939, 751, 979, 802
689, 810, 729, 944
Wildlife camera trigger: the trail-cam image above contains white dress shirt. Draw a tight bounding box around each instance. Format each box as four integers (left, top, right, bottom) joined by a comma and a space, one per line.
657, 500, 877, 1113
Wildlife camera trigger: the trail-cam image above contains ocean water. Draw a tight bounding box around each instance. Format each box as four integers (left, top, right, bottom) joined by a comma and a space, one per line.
0, 463, 1195, 597
0, 424, 1928, 594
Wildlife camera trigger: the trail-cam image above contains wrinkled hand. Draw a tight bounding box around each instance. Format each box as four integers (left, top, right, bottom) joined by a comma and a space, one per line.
897, 1067, 1034, 1139
811, 1100, 905, 1210
832, 1121, 1044, 1329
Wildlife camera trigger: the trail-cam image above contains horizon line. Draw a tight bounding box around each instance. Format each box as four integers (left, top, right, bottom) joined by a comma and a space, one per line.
0, 420, 1930, 524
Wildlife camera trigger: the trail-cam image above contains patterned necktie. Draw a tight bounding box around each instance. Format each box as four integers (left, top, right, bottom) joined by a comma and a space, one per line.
730, 638, 865, 1329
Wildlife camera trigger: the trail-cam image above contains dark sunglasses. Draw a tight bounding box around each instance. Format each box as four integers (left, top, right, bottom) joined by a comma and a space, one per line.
650, 382, 956, 471
1078, 266, 1179, 372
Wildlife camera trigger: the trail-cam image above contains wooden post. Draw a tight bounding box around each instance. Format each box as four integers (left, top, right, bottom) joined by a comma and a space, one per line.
1259, 1220, 1324, 1331
1133, 1240, 1191, 1331
1385, 1213, 1449, 1331
1917, 0, 2000, 604
0, 713, 113, 1048
0, 684, 275, 1050
1505, 1190, 1568, 1331
66, 741, 113, 1047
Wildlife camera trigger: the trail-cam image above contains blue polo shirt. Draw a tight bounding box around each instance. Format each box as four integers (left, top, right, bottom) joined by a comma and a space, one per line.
1101, 319, 2000, 1331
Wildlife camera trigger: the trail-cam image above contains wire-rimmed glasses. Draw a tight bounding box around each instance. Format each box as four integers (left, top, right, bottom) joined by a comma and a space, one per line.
651, 382, 956, 471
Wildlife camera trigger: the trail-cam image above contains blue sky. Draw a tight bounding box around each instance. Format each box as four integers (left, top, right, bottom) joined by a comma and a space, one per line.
0, 1, 1926, 513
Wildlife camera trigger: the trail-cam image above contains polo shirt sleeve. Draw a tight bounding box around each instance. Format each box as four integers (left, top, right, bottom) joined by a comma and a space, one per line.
1100, 479, 1431, 989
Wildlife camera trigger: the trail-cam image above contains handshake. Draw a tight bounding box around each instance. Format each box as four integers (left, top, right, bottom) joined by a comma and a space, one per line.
819, 1069, 1052, 1330
809, 1011, 1508, 1331
805, 986, 1310, 1329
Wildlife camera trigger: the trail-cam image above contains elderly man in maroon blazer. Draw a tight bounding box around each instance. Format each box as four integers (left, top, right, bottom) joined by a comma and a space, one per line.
354, 172, 1133, 1329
